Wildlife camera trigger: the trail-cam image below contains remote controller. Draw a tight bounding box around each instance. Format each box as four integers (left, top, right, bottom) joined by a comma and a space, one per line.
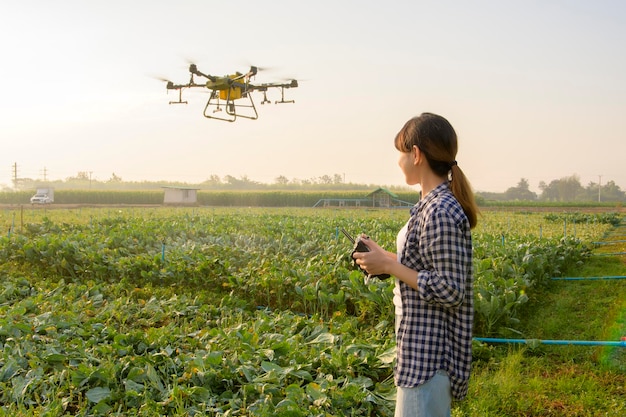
340, 228, 391, 279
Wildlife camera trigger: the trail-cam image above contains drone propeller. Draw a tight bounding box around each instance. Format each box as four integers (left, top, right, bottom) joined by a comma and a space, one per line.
149, 75, 181, 91
237, 59, 273, 72
149, 74, 173, 83
280, 76, 307, 85
186, 63, 217, 82
285, 79, 298, 88
252, 65, 273, 73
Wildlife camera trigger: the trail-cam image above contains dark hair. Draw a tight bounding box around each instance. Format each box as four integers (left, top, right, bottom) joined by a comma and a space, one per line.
394, 112, 479, 228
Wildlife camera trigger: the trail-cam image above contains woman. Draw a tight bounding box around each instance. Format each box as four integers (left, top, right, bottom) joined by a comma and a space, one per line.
353, 113, 478, 416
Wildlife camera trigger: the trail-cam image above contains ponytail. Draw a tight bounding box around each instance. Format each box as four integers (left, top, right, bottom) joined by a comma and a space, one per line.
449, 165, 479, 229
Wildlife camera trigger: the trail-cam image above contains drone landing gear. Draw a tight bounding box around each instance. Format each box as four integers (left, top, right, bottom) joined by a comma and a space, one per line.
261, 91, 271, 104
275, 86, 295, 104
169, 87, 187, 105
203, 90, 258, 122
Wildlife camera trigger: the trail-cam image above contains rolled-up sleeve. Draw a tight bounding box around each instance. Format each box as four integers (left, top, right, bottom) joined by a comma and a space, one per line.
416, 208, 470, 308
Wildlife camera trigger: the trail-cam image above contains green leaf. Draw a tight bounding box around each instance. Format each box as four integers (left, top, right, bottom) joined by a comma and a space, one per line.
86, 387, 111, 403
124, 379, 144, 393
261, 361, 284, 373
377, 347, 396, 365
189, 386, 211, 402
306, 332, 336, 344
45, 353, 66, 364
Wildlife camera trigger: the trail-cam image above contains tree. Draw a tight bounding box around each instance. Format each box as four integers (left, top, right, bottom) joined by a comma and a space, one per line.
596, 180, 626, 202
538, 181, 556, 201
223, 175, 259, 189
108, 173, 122, 183
202, 175, 222, 186
505, 178, 537, 201
66, 171, 90, 182
539, 175, 583, 202
318, 175, 333, 184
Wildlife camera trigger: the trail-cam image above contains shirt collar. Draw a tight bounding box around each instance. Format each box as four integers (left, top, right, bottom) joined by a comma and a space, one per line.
410, 181, 449, 217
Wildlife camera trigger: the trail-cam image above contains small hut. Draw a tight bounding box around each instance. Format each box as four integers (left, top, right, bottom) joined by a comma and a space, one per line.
162, 186, 199, 205
367, 188, 398, 208
313, 187, 414, 208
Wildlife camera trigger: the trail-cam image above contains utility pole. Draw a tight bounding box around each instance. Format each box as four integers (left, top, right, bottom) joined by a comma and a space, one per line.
598, 174, 602, 202
12, 162, 18, 190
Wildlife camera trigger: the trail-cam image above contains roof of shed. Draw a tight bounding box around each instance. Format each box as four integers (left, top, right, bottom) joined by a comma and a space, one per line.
366, 187, 399, 198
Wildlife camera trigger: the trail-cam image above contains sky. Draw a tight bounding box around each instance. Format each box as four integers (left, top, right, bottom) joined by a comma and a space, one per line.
1, 0, 625, 193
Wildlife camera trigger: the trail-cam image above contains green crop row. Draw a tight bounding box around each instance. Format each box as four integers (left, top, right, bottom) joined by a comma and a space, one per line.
0, 207, 615, 416
0, 276, 398, 416
1, 209, 610, 331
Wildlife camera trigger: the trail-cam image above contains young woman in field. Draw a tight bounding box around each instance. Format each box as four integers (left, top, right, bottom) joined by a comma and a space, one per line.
352, 112, 478, 417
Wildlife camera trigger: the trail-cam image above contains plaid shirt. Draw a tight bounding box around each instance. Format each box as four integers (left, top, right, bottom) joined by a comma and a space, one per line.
395, 182, 473, 401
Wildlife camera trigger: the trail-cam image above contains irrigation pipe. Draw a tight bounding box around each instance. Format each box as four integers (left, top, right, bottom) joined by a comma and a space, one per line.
474, 337, 626, 347
593, 240, 626, 245
552, 275, 626, 281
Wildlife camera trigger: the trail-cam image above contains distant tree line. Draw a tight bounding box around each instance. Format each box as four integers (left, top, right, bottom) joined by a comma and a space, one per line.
3, 171, 625, 202
3, 172, 385, 192
477, 175, 625, 202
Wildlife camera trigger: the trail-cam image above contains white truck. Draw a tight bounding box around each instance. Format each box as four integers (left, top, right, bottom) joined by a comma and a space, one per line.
30, 188, 54, 204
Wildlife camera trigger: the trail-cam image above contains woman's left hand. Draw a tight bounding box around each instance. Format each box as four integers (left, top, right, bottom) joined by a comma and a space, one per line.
352, 236, 392, 276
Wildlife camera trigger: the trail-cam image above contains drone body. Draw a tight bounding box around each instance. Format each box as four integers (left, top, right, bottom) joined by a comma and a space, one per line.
162, 64, 298, 122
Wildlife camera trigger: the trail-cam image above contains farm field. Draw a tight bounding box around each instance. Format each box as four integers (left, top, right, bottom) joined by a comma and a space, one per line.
0, 206, 624, 416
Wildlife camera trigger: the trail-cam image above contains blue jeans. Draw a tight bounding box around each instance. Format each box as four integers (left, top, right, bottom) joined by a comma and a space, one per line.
394, 315, 452, 416
394, 371, 452, 417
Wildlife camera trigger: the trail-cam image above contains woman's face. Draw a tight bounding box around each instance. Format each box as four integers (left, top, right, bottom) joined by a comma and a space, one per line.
398, 146, 420, 186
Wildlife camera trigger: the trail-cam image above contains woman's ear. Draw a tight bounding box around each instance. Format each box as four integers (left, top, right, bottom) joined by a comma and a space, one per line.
412, 145, 421, 165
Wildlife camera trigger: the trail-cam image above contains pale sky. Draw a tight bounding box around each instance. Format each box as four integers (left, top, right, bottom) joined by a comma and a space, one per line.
1, 0, 625, 193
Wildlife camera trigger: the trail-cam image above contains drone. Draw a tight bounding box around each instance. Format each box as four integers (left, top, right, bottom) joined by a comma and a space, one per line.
160, 64, 298, 122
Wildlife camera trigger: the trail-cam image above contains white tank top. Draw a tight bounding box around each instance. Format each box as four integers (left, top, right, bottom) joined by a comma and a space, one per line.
393, 221, 410, 316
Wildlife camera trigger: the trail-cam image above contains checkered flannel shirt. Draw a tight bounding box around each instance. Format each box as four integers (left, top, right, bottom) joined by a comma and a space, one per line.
395, 181, 474, 401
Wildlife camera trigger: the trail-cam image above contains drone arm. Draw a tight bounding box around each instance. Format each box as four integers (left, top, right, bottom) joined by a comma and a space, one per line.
188, 63, 216, 82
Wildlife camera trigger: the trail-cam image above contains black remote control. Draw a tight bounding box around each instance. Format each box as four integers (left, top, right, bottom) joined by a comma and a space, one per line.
340, 228, 391, 280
